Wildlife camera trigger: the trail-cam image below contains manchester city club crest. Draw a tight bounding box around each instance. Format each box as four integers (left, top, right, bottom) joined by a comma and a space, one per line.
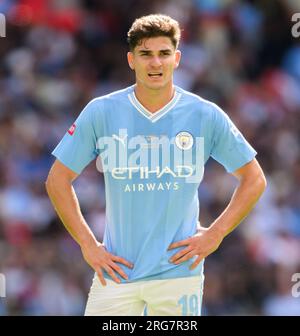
175, 131, 194, 150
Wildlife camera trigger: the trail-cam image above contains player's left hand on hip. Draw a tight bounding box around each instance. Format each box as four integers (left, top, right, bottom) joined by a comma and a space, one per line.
167, 226, 224, 270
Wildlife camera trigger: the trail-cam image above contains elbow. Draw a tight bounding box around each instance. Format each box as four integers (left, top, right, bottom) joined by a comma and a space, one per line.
45, 165, 73, 196
45, 172, 54, 195
45, 169, 60, 196
256, 172, 267, 196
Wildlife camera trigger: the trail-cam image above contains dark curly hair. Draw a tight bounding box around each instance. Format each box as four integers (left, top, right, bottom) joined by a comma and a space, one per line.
127, 14, 181, 51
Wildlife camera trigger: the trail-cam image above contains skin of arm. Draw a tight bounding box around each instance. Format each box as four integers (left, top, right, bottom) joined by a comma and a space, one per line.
45, 159, 133, 286
168, 158, 267, 269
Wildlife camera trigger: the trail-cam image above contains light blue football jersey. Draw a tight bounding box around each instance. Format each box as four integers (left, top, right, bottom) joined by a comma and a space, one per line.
52, 85, 257, 283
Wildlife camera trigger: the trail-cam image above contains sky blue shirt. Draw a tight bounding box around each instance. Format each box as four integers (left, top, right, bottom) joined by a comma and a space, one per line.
52, 85, 257, 283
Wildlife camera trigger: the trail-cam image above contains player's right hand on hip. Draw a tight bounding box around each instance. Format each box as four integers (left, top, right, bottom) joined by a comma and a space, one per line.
81, 242, 134, 286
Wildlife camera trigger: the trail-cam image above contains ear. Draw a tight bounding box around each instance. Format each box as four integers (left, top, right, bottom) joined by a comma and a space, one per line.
127, 52, 135, 70
174, 50, 181, 69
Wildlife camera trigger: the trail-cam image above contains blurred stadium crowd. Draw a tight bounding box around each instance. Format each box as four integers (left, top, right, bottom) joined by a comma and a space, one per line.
0, 0, 300, 315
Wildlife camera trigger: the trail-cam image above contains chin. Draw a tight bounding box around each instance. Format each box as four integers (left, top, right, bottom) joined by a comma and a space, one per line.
146, 82, 167, 90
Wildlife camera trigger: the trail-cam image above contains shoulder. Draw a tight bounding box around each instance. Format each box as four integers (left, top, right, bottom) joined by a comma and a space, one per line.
92, 86, 132, 105
176, 86, 224, 118
84, 86, 133, 113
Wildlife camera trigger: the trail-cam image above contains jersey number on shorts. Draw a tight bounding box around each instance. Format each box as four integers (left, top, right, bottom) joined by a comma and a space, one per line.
178, 294, 199, 316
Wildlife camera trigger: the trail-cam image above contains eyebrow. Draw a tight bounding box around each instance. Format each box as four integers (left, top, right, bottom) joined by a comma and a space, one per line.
137, 49, 173, 54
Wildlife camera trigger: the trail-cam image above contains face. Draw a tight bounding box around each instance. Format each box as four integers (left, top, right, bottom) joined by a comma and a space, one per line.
127, 36, 181, 91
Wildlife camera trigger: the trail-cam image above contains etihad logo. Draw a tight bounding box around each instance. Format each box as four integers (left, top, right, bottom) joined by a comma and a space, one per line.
124, 181, 179, 192
112, 165, 196, 192
111, 165, 194, 179
95, 128, 205, 184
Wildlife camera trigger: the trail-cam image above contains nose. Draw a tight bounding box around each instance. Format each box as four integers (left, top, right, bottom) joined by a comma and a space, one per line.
150, 56, 162, 67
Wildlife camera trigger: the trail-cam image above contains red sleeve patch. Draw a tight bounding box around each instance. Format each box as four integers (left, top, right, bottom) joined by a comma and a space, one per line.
68, 123, 76, 135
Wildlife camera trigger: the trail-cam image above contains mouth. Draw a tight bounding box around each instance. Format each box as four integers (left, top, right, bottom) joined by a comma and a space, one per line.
148, 72, 163, 78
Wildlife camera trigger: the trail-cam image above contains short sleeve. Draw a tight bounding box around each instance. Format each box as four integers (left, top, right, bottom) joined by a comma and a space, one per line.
210, 103, 257, 173
52, 100, 100, 174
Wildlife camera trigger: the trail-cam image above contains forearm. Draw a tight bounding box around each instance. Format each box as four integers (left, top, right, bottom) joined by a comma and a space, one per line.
208, 174, 266, 238
46, 176, 97, 249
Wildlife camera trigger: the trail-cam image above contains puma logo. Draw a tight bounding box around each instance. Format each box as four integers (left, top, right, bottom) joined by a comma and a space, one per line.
112, 133, 128, 146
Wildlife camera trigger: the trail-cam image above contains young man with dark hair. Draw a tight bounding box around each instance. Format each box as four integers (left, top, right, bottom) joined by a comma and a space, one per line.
46, 14, 266, 316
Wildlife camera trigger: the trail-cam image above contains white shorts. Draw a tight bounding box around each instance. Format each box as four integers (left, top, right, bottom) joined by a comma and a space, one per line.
84, 274, 204, 316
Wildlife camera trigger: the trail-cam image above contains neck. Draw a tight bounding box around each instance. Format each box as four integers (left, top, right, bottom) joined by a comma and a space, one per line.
134, 83, 175, 113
